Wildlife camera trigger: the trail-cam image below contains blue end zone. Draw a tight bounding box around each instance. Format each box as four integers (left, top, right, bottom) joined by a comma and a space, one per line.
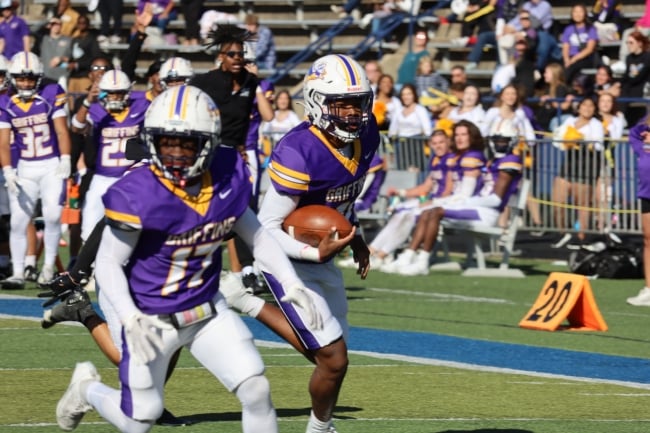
4, 297, 648, 385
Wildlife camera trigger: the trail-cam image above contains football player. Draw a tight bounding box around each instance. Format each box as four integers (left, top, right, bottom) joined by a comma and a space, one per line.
55, 85, 322, 433
0, 51, 72, 288
397, 120, 523, 276
72, 69, 150, 242
255, 54, 379, 433
158, 56, 194, 89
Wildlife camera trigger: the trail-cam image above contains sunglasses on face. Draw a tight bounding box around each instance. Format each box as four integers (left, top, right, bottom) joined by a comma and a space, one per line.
221, 50, 245, 59
91, 65, 109, 71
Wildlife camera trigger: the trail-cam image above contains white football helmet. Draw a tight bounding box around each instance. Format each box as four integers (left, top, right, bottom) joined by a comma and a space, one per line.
0, 55, 10, 91
303, 54, 373, 143
159, 57, 194, 89
487, 118, 519, 158
98, 69, 132, 112
9, 51, 43, 100
145, 85, 221, 185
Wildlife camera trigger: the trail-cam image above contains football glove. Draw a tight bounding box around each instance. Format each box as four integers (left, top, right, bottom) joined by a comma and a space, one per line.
38, 272, 82, 308
55, 155, 71, 179
281, 285, 323, 331
124, 313, 174, 365
2, 166, 21, 196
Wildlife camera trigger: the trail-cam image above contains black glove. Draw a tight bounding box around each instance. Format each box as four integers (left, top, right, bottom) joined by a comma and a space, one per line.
38, 272, 81, 308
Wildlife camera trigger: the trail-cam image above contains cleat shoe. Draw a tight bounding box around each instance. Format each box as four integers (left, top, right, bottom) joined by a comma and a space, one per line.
380, 249, 415, 273
397, 250, 431, 276
627, 287, 650, 306
24, 265, 38, 282
0, 275, 25, 290
38, 265, 55, 285
42, 289, 95, 329
156, 408, 193, 426
56, 361, 100, 431
242, 272, 259, 295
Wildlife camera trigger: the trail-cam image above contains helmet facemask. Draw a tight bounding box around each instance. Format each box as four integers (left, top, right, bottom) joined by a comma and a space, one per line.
100, 91, 130, 112
488, 135, 516, 158
12, 74, 41, 100
309, 91, 372, 143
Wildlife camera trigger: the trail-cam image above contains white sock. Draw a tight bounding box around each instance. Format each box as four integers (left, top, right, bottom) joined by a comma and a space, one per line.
242, 265, 254, 276
306, 410, 330, 433
24, 255, 36, 267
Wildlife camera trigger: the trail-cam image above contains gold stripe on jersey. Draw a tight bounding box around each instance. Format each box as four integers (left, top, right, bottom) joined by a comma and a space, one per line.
111, 106, 130, 123
269, 160, 310, 191
151, 166, 214, 216
105, 209, 142, 225
54, 93, 66, 107
309, 125, 361, 175
461, 156, 484, 168
11, 96, 32, 112
499, 161, 523, 172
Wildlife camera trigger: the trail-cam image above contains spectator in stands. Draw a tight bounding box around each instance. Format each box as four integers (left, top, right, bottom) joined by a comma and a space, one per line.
179, 0, 203, 46
340, 130, 453, 270
521, 0, 561, 72
40, 17, 72, 88
449, 64, 470, 87
450, 0, 498, 48
397, 28, 430, 86
67, 14, 102, 101
244, 14, 276, 70
536, 62, 574, 131
415, 55, 449, 97
550, 97, 604, 248
136, 0, 177, 36
97, 0, 124, 45
374, 73, 401, 131
593, 64, 620, 97
560, 3, 600, 86
0, 0, 30, 59
55, 0, 80, 38
261, 90, 302, 147
619, 31, 650, 126
589, 0, 623, 44
595, 91, 625, 230
465, 0, 525, 70
330, 0, 362, 21
612, 0, 650, 73
482, 84, 535, 140
626, 114, 650, 306
365, 60, 383, 96
388, 83, 433, 139
446, 84, 485, 130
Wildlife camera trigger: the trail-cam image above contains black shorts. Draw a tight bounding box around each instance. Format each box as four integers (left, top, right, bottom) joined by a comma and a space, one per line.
641, 198, 650, 214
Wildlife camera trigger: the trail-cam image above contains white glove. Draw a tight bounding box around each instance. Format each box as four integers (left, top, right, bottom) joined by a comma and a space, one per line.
2, 166, 21, 196
55, 155, 71, 179
281, 285, 323, 331
123, 313, 174, 365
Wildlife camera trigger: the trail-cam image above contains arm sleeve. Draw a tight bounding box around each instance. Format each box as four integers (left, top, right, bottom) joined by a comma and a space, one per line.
121, 31, 147, 82
70, 219, 106, 281
94, 225, 141, 324
258, 186, 321, 261
232, 208, 304, 288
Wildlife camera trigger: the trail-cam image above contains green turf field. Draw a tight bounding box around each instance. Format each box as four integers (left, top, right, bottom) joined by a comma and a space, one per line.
1, 255, 650, 432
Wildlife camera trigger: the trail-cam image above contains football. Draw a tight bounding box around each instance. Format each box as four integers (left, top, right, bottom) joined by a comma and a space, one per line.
282, 205, 354, 247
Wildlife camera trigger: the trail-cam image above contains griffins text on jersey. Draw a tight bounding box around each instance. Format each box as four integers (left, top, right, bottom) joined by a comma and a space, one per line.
325, 175, 366, 204
165, 216, 237, 246
102, 125, 140, 139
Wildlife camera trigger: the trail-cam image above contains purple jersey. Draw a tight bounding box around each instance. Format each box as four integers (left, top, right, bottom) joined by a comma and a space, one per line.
478, 153, 523, 212
355, 153, 385, 211
427, 152, 453, 199
448, 149, 486, 195
0, 16, 30, 59
88, 92, 150, 178
267, 117, 380, 222
629, 120, 650, 200
102, 146, 252, 315
245, 79, 274, 151
0, 83, 66, 162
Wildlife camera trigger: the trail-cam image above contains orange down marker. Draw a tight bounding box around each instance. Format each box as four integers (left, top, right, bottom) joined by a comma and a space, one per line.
519, 272, 608, 331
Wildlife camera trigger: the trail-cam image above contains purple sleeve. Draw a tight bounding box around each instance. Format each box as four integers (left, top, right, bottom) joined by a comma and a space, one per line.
629, 120, 650, 157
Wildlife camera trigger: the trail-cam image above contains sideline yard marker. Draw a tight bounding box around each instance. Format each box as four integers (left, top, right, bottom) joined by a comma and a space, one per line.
519, 272, 608, 331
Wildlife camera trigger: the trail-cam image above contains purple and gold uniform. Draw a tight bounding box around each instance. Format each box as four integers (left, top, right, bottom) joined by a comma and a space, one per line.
0, 82, 66, 161
629, 120, 650, 202
442, 153, 523, 227
355, 152, 385, 212
448, 149, 486, 195
88, 91, 150, 178
427, 151, 453, 199
268, 117, 380, 222
102, 146, 251, 315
